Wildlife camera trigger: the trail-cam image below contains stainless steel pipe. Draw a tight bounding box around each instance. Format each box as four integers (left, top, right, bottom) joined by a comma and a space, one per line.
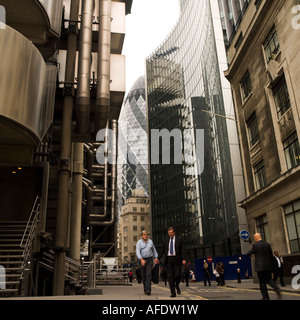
76, 0, 94, 134
95, 0, 111, 133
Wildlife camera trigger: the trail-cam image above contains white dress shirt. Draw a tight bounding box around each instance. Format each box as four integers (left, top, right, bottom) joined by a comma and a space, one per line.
168, 236, 176, 256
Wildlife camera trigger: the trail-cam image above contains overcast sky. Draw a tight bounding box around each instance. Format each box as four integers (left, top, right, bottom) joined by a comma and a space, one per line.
122, 0, 180, 93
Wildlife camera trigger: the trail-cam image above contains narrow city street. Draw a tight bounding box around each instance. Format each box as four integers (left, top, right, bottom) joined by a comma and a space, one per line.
3, 280, 299, 301
153, 281, 300, 301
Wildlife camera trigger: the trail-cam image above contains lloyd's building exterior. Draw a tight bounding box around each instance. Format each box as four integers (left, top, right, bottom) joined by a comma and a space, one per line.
0, 0, 132, 297
146, 0, 250, 262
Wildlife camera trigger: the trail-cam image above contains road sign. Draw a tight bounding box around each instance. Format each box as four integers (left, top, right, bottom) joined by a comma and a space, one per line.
207, 256, 213, 263
240, 230, 250, 241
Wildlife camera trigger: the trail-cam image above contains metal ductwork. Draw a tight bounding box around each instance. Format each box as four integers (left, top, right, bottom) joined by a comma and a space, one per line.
95, 0, 112, 133
76, 0, 94, 134
90, 120, 117, 226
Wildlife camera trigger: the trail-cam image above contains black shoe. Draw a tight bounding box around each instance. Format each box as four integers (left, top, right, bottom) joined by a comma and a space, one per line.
145, 290, 151, 295
276, 290, 282, 300
176, 287, 181, 295
170, 289, 176, 298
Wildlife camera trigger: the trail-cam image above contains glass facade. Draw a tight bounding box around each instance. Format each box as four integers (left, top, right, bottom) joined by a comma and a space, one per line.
146, 0, 242, 260
117, 76, 149, 211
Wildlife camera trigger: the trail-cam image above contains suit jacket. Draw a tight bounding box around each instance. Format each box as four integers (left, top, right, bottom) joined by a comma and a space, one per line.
247, 240, 275, 273
158, 236, 187, 264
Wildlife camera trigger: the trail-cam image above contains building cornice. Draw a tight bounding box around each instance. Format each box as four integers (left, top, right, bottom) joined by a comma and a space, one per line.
239, 165, 300, 208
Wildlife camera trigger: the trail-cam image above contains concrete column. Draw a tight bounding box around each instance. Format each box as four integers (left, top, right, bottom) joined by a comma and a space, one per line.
53, 0, 80, 296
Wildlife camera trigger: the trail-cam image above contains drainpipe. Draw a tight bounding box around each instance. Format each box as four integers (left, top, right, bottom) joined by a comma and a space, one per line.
95, 0, 111, 133
53, 0, 80, 296
76, 0, 94, 134
90, 120, 117, 226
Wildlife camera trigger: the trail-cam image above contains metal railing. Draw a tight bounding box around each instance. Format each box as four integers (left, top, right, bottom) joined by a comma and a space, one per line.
39, 250, 81, 282
20, 196, 41, 281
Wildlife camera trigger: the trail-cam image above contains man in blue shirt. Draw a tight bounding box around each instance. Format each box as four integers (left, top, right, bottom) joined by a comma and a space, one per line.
136, 230, 159, 295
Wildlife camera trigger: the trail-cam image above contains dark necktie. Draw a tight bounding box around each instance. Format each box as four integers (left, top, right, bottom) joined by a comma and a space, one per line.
170, 238, 174, 255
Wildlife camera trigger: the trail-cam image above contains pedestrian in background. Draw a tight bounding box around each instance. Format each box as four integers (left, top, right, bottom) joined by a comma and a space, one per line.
273, 251, 286, 287
183, 262, 190, 287
160, 267, 168, 286
247, 233, 281, 300
158, 227, 187, 297
136, 230, 159, 295
128, 270, 133, 283
216, 262, 225, 286
203, 261, 211, 286
135, 267, 142, 283
220, 262, 225, 286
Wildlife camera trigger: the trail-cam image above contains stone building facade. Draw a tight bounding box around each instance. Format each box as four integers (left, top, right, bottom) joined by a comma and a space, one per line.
224, 0, 300, 278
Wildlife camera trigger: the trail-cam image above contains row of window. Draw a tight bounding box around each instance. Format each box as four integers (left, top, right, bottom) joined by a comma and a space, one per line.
253, 130, 300, 191
123, 235, 139, 243
240, 26, 300, 190
123, 225, 146, 233
256, 199, 300, 253
123, 206, 146, 213
122, 215, 146, 223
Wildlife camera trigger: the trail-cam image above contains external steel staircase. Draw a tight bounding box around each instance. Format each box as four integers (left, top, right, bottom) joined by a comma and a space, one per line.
0, 196, 40, 297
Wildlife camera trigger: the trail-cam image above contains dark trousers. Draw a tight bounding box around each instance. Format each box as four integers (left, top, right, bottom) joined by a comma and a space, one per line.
166, 256, 181, 293
273, 267, 285, 286
204, 272, 211, 286
139, 258, 153, 292
257, 271, 280, 300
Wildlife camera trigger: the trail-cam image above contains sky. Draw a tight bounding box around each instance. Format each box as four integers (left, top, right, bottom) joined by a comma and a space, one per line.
122, 0, 180, 94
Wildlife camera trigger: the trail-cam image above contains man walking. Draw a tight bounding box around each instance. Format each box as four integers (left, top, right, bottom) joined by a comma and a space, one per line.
136, 231, 159, 295
273, 251, 285, 287
158, 227, 186, 297
247, 233, 281, 300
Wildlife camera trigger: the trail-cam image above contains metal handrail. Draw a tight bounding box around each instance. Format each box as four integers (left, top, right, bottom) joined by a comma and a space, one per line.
40, 250, 81, 282
20, 196, 40, 248
19, 196, 41, 281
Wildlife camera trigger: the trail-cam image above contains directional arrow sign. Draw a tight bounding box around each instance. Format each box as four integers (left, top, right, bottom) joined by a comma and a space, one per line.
240, 230, 250, 241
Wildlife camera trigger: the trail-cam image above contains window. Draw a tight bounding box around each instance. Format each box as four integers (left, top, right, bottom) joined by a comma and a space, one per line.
240, 71, 252, 101
133, 216, 137, 221
140, 207, 145, 212
133, 226, 137, 232
283, 132, 300, 170
123, 227, 128, 233
284, 199, 300, 253
133, 207, 137, 212
256, 215, 270, 242
235, 33, 243, 51
264, 26, 280, 62
247, 113, 259, 147
133, 236, 138, 242
141, 215, 145, 221
273, 76, 291, 118
253, 160, 266, 190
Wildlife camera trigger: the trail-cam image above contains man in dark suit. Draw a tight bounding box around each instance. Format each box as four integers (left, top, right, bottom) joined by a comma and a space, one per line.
247, 233, 281, 300
158, 227, 187, 297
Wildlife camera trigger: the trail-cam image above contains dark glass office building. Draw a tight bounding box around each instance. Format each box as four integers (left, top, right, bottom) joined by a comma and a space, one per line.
146, 0, 247, 260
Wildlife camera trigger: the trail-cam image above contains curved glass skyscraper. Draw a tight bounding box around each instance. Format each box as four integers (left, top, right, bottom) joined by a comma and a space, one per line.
118, 76, 149, 210
146, 0, 247, 259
